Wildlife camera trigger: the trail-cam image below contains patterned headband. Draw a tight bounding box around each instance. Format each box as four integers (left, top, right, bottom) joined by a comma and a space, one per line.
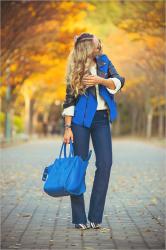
74, 34, 94, 46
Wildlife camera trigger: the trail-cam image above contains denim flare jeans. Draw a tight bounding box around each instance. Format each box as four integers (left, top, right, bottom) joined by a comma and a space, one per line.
70, 109, 112, 224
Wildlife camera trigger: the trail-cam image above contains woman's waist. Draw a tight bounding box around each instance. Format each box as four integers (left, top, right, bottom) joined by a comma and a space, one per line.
95, 109, 108, 113
93, 109, 109, 121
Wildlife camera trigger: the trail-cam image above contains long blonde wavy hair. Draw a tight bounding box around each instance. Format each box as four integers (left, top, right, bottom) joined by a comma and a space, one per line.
65, 33, 102, 97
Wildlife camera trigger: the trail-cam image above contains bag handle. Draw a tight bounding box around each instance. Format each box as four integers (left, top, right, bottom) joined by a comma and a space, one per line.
68, 139, 74, 157
59, 139, 74, 159
59, 139, 92, 161
59, 141, 66, 158
85, 149, 92, 161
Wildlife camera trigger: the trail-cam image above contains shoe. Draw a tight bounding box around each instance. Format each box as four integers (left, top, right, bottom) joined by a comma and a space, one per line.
89, 222, 101, 229
75, 223, 89, 230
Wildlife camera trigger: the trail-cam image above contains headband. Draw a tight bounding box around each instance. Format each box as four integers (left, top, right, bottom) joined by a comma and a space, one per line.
74, 34, 93, 46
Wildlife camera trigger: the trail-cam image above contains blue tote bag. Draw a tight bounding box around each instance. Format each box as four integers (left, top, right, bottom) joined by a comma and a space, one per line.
42, 139, 92, 197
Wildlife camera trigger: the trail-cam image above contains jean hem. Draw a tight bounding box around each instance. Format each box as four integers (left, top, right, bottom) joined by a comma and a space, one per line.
88, 217, 102, 224
72, 221, 87, 224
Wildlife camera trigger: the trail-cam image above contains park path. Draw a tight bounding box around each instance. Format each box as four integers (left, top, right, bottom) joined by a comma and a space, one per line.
1, 137, 165, 250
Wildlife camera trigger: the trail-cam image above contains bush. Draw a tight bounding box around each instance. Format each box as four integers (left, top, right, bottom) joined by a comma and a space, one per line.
13, 115, 24, 133
0, 112, 5, 133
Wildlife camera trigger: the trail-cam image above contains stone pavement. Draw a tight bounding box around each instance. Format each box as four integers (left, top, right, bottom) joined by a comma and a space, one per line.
1, 137, 165, 250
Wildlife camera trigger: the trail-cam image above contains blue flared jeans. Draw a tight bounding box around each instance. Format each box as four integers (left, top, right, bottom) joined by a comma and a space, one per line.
70, 109, 113, 224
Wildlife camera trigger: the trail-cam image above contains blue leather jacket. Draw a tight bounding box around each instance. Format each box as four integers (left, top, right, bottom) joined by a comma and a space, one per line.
62, 54, 125, 128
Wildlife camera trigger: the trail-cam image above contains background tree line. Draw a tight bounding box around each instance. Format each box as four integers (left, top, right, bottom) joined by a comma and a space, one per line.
0, 0, 165, 141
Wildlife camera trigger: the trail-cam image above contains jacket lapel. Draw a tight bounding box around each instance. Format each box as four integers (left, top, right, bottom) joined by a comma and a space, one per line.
87, 55, 107, 97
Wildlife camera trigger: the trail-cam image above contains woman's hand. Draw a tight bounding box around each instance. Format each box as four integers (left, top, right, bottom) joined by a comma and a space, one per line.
82, 75, 103, 88
63, 128, 74, 144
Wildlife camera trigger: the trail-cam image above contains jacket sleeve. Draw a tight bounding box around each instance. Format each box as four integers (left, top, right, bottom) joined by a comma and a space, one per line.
63, 70, 77, 107
107, 59, 125, 90
61, 105, 75, 117
106, 78, 122, 94
62, 83, 76, 109
61, 74, 77, 117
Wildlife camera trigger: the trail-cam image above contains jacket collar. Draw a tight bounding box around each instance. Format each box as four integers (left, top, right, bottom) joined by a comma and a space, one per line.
95, 54, 107, 67
95, 54, 107, 77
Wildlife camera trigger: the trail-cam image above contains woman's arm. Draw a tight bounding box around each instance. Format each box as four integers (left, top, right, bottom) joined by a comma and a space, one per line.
62, 106, 75, 117
82, 75, 122, 94
62, 84, 76, 109
100, 77, 122, 94
62, 80, 76, 121
82, 57, 125, 94
62, 105, 75, 127
99, 59, 125, 94
107, 59, 125, 90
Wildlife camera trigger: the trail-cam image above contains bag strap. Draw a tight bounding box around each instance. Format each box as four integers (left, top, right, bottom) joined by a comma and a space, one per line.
42, 165, 52, 181
85, 149, 92, 161
59, 142, 66, 158
69, 139, 74, 157
59, 139, 74, 158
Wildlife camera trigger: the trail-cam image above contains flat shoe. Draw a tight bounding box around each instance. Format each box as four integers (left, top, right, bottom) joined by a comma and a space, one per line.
89, 222, 101, 229
75, 223, 89, 230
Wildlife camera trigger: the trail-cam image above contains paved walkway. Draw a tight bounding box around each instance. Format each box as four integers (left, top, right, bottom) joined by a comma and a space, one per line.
1, 137, 165, 249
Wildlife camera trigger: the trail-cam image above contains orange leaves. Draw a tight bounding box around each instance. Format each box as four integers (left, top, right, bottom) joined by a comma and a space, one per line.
27, 5, 36, 17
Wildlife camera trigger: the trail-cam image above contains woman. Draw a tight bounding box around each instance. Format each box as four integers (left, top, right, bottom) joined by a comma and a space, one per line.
62, 33, 125, 230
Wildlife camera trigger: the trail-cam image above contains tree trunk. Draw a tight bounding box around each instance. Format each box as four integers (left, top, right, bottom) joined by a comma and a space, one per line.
114, 113, 121, 136
131, 108, 137, 135
32, 111, 39, 134
146, 108, 153, 138
29, 99, 35, 135
24, 95, 30, 134
158, 109, 164, 138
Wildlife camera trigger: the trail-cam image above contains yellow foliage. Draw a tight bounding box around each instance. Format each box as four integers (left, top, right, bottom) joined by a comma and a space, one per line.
128, 33, 141, 41
143, 36, 163, 49
30, 54, 60, 66
59, 2, 75, 10
0, 85, 6, 97
10, 63, 17, 72
35, 20, 59, 33
124, 76, 145, 90
28, 6, 36, 17
86, 3, 96, 11
150, 96, 166, 108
